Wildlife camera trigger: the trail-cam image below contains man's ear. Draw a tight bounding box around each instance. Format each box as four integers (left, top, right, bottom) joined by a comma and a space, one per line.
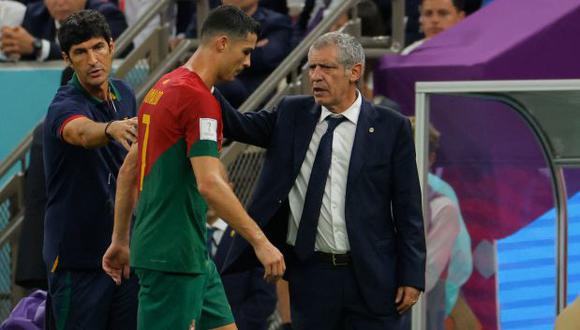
62, 51, 72, 66
109, 39, 115, 54
349, 63, 363, 83
216, 35, 229, 52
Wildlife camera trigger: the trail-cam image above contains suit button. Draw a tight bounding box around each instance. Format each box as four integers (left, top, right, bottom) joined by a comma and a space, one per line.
278, 200, 282, 204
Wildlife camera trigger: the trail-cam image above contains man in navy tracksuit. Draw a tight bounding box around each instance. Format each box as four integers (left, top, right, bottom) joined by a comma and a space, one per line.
43, 10, 138, 329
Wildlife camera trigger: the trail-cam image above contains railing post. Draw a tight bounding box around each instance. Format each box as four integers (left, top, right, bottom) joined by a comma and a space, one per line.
413, 89, 429, 330
554, 166, 568, 314
391, 0, 406, 52
196, 0, 210, 39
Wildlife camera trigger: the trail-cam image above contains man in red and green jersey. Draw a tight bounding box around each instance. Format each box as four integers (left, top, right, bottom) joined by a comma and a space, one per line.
102, 6, 285, 330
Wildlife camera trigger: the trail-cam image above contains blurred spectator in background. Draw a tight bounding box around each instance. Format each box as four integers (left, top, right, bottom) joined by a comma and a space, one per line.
410, 117, 476, 330
1, 0, 127, 61
0, 0, 26, 61
426, 185, 460, 329
402, 0, 465, 54
293, 0, 422, 47
329, 0, 386, 37
207, 206, 277, 330
371, 0, 422, 44
259, 0, 288, 15
208, 0, 292, 108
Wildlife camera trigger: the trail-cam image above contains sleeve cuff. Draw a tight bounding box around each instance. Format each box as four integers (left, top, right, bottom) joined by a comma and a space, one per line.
188, 140, 219, 158
37, 39, 50, 62
58, 115, 86, 139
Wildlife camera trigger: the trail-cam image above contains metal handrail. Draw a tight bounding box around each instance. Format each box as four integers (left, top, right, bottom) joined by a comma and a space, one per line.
113, 0, 172, 58
0, 128, 33, 179
391, 0, 406, 50
0, 174, 25, 248
0, 214, 23, 249
136, 39, 198, 101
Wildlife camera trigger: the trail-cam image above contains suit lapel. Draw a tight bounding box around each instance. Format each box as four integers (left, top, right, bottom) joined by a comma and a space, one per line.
346, 100, 376, 189
293, 103, 321, 174
214, 227, 235, 270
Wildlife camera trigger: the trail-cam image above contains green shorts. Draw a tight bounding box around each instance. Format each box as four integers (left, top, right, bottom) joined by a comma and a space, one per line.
135, 260, 234, 330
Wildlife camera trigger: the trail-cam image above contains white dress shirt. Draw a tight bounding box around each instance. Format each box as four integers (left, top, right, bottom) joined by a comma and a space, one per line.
207, 218, 228, 257
36, 21, 60, 62
287, 92, 362, 253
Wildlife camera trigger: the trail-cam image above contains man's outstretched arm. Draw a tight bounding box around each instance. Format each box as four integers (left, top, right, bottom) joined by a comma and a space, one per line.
191, 156, 286, 282
102, 143, 139, 284
63, 117, 137, 150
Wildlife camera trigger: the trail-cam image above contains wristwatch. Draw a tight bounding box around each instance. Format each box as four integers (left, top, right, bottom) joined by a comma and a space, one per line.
32, 38, 42, 58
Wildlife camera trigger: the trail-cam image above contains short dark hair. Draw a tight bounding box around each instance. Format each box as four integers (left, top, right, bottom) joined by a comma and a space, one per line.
421, 0, 465, 11
200, 5, 260, 43
451, 0, 465, 11
58, 10, 112, 55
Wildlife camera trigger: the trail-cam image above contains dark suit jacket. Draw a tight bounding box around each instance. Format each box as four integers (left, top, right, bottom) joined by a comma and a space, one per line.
217, 93, 426, 315
259, 0, 289, 15
21, 0, 128, 60
214, 227, 276, 330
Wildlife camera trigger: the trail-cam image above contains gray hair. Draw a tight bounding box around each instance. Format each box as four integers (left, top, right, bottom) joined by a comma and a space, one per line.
309, 32, 365, 71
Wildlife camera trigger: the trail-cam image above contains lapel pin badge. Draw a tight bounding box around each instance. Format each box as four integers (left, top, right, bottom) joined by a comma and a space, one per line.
369, 127, 375, 133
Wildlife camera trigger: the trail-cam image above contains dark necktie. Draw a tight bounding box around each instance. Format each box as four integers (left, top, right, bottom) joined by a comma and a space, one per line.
294, 115, 347, 261
206, 227, 215, 257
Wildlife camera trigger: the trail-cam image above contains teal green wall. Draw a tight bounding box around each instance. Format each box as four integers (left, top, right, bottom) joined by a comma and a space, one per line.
0, 66, 62, 166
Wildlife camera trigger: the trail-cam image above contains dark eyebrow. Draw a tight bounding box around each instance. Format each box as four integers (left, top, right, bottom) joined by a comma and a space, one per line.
72, 41, 106, 54
309, 63, 337, 69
